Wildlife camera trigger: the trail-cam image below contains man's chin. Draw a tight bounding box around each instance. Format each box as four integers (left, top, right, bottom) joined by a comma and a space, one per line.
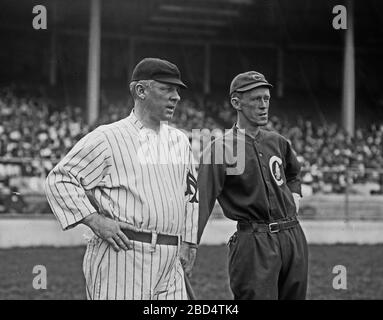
251, 120, 268, 126
162, 113, 174, 122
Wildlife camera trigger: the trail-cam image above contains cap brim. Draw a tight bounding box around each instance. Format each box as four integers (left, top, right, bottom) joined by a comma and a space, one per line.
236, 82, 273, 93
155, 77, 187, 89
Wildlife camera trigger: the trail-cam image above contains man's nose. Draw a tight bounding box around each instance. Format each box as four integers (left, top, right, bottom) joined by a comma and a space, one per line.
260, 100, 267, 108
170, 90, 180, 103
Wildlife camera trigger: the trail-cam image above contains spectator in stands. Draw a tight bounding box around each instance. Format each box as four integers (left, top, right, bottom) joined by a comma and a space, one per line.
1, 84, 383, 196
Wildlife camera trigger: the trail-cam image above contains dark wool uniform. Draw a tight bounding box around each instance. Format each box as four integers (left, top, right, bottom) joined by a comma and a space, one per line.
197, 126, 308, 300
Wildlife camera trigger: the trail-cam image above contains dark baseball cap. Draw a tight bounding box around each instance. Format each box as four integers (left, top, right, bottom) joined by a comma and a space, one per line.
230, 71, 273, 95
131, 57, 187, 89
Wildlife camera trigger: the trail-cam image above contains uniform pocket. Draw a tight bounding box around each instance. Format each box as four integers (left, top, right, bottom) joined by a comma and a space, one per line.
227, 232, 238, 248
227, 232, 240, 270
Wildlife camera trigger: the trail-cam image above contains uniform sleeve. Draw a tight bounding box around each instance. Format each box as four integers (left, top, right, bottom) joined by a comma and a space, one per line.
284, 139, 302, 196
182, 141, 199, 244
197, 141, 226, 244
44, 130, 112, 230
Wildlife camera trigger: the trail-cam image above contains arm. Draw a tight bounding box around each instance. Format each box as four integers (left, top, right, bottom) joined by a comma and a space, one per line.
45, 129, 140, 251
44, 130, 112, 230
180, 142, 199, 277
197, 141, 226, 244
284, 139, 302, 212
182, 142, 199, 245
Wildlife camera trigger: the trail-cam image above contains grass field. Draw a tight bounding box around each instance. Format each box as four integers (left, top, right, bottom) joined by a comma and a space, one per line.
1, 244, 383, 300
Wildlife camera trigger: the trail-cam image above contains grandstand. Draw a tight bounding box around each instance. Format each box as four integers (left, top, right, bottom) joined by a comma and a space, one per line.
1, 0, 383, 218
0, 3, 381, 232
1, 86, 383, 216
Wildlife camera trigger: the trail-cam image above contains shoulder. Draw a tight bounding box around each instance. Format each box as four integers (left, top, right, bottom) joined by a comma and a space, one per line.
59, 126, 111, 160
202, 128, 233, 156
70, 121, 127, 151
222, 128, 235, 140
260, 128, 285, 140
76, 126, 107, 145
260, 128, 290, 146
91, 119, 137, 142
95, 119, 127, 135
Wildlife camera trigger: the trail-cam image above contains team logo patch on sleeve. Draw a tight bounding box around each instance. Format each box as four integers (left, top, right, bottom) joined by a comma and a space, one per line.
185, 171, 198, 203
269, 156, 284, 186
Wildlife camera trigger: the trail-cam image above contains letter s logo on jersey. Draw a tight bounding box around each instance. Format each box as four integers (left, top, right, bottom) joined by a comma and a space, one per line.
269, 156, 284, 186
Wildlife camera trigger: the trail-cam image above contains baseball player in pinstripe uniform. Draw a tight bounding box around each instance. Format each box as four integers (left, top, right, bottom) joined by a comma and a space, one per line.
45, 58, 198, 300
197, 71, 308, 300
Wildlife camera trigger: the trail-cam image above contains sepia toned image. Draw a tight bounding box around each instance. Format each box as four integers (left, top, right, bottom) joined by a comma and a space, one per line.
0, 0, 382, 304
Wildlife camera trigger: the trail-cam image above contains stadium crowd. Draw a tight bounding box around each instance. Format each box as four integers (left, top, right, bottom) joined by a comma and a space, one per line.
1, 85, 383, 213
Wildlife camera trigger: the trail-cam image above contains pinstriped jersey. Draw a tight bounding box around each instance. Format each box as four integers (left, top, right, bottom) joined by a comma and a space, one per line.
45, 110, 198, 244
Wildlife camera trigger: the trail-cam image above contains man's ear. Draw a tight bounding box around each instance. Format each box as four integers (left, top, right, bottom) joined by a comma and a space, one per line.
136, 83, 146, 100
231, 97, 241, 111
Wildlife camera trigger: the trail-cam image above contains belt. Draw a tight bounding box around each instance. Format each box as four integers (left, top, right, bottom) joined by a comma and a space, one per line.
122, 229, 180, 247
237, 217, 299, 234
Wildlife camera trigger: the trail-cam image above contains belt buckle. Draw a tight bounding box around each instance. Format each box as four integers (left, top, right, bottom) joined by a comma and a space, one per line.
149, 231, 158, 252
268, 222, 280, 233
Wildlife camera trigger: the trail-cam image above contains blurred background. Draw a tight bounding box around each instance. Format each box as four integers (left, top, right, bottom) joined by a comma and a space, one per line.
0, 0, 383, 299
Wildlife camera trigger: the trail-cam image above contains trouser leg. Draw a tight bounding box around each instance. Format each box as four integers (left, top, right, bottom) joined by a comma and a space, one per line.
228, 230, 281, 300
154, 259, 188, 300
277, 224, 309, 300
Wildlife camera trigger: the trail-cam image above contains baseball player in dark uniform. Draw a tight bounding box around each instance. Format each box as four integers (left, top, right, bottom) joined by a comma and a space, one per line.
197, 71, 308, 300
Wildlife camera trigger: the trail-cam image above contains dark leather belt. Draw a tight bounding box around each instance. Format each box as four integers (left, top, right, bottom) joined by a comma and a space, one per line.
237, 217, 299, 234
122, 229, 180, 246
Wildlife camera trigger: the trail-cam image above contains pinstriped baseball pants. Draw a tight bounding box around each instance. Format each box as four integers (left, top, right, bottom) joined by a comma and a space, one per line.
83, 237, 187, 300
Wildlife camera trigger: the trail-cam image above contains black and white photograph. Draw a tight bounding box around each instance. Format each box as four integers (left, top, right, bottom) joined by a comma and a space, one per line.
0, 0, 383, 306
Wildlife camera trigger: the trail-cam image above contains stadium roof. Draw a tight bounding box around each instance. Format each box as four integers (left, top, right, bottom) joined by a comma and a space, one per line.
1, 0, 382, 49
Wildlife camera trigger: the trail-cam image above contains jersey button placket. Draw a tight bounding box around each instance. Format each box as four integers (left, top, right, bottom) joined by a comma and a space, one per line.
261, 156, 269, 181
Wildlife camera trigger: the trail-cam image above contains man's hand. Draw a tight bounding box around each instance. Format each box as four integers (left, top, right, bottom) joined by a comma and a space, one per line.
82, 213, 140, 252
292, 193, 301, 213
180, 241, 197, 278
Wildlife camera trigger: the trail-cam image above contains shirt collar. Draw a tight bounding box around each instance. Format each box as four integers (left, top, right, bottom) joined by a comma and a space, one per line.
127, 109, 168, 136
127, 109, 144, 131
233, 123, 262, 141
